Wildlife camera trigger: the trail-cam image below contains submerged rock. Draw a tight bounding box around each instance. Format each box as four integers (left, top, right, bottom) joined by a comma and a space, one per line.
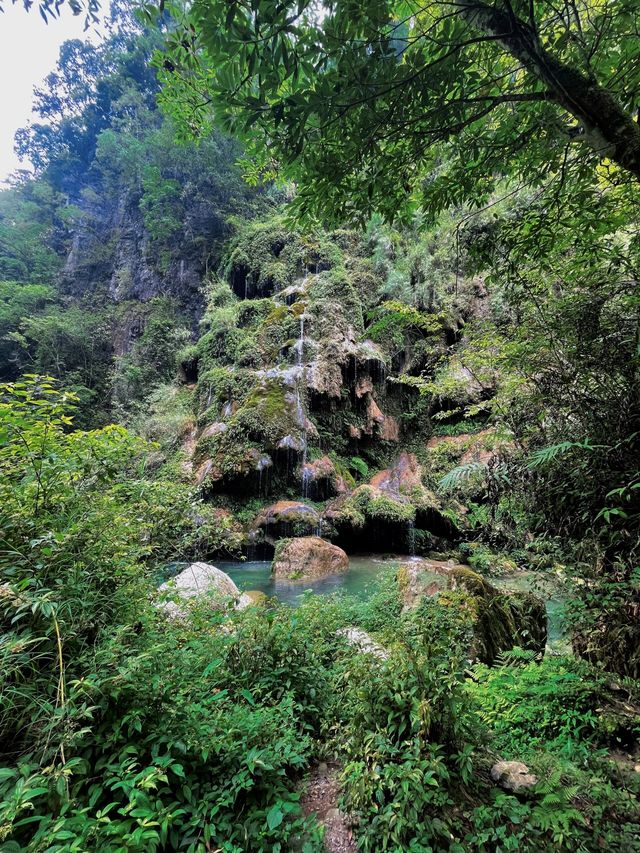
242, 589, 269, 606
272, 536, 349, 580
159, 562, 247, 618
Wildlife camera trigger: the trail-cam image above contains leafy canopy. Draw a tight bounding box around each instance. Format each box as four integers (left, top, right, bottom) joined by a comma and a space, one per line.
157, 0, 640, 223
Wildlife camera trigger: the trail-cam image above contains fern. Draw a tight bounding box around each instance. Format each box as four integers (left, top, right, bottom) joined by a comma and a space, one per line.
438, 462, 486, 492
495, 647, 540, 667
526, 439, 594, 469
349, 456, 369, 478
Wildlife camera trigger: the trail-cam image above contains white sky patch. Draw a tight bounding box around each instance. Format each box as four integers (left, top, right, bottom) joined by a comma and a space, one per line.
0, 3, 104, 185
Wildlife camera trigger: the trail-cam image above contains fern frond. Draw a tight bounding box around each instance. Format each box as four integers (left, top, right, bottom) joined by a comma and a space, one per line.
438, 462, 486, 492
495, 647, 539, 667
527, 440, 593, 469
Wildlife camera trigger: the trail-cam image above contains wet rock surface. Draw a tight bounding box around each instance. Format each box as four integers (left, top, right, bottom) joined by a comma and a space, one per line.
251, 500, 324, 542
272, 536, 349, 580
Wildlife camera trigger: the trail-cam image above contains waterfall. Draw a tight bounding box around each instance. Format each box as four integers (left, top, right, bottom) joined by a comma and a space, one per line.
407, 519, 416, 556
302, 465, 311, 499
297, 314, 305, 365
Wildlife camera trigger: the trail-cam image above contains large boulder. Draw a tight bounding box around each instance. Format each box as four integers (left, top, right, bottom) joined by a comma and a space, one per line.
445, 567, 547, 664
159, 562, 248, 618
398, 562, 547, 664
397, 558, 458, 607
272, 536, 349, 580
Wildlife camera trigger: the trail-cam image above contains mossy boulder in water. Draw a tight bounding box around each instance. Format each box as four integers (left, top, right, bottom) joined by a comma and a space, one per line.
442, 567, 547, 664
272, 536, 349, 580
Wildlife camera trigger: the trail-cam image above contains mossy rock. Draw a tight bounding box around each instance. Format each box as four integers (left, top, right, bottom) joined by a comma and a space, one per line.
573, 607, 640, 680
445, 567, 547, 664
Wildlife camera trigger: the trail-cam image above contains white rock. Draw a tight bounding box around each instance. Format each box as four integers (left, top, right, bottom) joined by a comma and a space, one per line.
159, 562, 245, 618
490, 761, 538, 792
337, 627, 388, 659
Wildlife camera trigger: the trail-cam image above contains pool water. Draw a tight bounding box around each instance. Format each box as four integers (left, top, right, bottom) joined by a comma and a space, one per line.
216, 555, 401, 607
164, 555, 568, 647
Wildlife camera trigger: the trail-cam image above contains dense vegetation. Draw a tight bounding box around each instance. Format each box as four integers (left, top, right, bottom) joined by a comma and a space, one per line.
1, 1, 639, 850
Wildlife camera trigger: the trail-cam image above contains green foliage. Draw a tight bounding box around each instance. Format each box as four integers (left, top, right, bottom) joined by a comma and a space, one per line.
348, 455, 369, 480
0, 182, 69, 283
469, 656, 607, 758
367, 300, 442, 351
113, 299, 191, 410
338, 599, 475, 850
343, 485, 416, 528
159, 0, 640, 224
0, 280, 55, 379
464, 656, 640, 851
439, 462, 487, 493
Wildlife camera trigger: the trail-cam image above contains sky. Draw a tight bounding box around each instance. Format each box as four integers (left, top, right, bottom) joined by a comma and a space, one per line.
0, 3, 104, 185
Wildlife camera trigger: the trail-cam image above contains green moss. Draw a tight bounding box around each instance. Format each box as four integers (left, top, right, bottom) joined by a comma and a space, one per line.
237, 299, 274, 328
309, 268, 364, 334
342, 485, 416, 526
444, 567, 547, 664
196, 367, 253, 425
222, 215, 348, 298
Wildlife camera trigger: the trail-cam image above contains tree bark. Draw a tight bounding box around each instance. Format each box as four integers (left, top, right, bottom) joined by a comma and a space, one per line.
459, 1, 640, 179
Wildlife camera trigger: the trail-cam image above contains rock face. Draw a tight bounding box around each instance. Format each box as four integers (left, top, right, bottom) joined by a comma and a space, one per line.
253, 500, 323, 537
272, 536, 349, 580
491, 761, 538, 793
369, 451, 423, 496
301, 455, 348, 501
325, 453, 457, 552
62, 191, 206, 318
159, 562, 247, 617
243, 589, 268, 606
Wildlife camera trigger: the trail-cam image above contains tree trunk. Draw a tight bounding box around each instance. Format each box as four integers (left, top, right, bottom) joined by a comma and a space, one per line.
460, 1, 640, 179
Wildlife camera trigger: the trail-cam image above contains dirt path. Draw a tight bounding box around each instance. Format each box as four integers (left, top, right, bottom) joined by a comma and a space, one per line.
300, 762, 357, 853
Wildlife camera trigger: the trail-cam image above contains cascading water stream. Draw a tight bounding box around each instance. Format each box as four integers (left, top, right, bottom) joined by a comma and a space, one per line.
296, 275, 309, 499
